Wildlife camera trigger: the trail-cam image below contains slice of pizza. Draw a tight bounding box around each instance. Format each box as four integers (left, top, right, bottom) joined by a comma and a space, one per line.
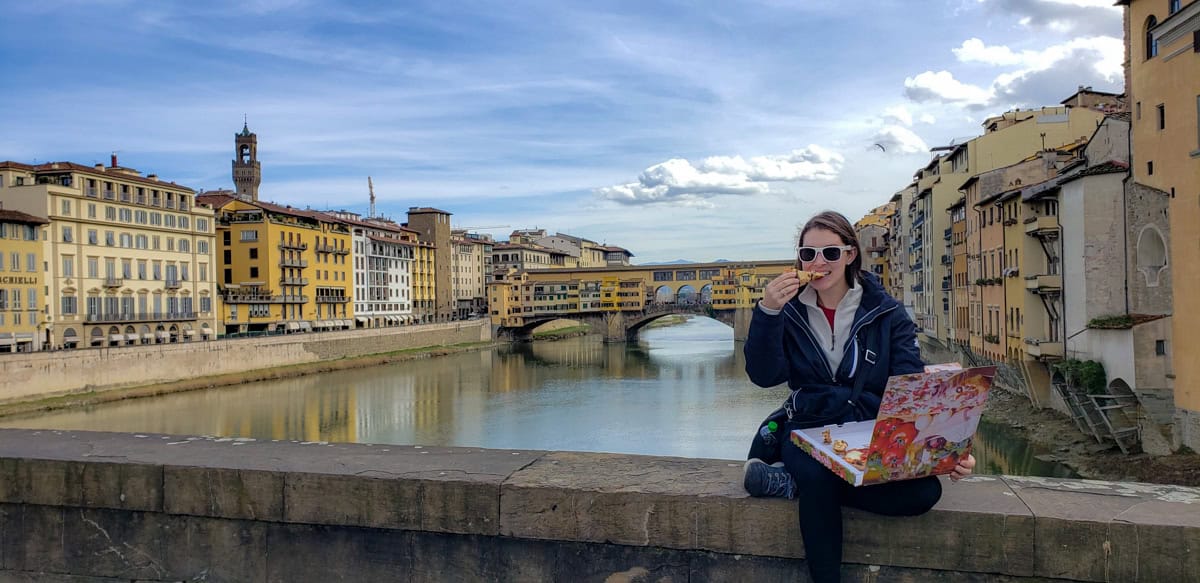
786, 268, 826, 284
796, 270, 826, 284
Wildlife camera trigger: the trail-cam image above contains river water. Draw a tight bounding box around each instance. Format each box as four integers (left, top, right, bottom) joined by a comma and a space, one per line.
0, 318, 1075, 477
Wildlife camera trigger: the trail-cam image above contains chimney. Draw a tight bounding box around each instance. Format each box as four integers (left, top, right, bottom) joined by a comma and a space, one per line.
147, 174, 158, 181
110, 152, 118, 168
94, 163, 105, 172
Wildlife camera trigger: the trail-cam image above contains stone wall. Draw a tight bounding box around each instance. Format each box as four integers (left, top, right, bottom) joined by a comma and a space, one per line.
0, 322, 490, 405
0, 429, 1196, 582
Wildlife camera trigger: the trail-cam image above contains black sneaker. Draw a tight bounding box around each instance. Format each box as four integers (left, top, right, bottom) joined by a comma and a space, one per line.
743, 458, 796, 499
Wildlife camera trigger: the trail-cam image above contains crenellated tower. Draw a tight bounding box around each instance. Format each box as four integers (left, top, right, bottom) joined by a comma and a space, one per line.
232, 121, 261, 201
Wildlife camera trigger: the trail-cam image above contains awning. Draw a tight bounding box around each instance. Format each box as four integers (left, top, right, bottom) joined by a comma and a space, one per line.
126, 334, 139, 342
320, 320, 331, 329
287, 322, 300, 331
156, 331, 169, 339
184, 330, 196, 336
200, 328, 212, 336
110, 334, 124, 342
90, 337, 104, 345
355, 317, 367, 323
299, 321, 311, 331
0, 337, 12, 346
142, 333, 154, 340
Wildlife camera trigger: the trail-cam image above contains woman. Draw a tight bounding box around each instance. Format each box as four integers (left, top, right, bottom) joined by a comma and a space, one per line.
741, 210, 975, 583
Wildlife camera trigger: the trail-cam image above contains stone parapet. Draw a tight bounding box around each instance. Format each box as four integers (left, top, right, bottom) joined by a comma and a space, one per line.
0, 429, 1196, 582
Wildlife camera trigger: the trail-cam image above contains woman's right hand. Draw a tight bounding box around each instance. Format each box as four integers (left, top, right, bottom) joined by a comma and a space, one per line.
761, 271, 801, 311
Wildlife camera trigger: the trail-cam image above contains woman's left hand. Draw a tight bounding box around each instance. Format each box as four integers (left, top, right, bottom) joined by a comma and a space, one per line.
949, 454, 976, 482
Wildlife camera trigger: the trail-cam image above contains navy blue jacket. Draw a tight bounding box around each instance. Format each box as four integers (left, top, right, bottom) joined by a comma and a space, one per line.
744, 272, 924, 424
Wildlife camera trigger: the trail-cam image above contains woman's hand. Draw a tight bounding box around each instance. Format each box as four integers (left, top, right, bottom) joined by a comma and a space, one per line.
761, 271, 801, 311
949, 454, 976, 482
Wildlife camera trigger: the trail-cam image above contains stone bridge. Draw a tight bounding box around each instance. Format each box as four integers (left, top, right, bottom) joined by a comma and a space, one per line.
496, 303, 753, 342
0, 428, 1196, 582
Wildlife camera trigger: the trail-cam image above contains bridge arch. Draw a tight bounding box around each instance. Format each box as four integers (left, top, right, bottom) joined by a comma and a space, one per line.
676, 285, 697, 304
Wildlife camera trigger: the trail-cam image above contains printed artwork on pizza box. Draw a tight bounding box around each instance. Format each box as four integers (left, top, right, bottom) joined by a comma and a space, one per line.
863, 367, 995, 483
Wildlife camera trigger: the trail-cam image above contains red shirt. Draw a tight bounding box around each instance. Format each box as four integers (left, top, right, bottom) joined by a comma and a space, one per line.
819, 305, 836, 331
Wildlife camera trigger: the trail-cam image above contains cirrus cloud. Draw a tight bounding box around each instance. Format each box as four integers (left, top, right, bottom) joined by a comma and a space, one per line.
598, 145, 844, 206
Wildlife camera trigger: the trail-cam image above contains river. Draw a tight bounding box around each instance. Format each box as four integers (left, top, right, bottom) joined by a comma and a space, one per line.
0, 317, 1075, 477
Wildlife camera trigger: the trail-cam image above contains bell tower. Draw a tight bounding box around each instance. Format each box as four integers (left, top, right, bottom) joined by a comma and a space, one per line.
232, 119, 261, 201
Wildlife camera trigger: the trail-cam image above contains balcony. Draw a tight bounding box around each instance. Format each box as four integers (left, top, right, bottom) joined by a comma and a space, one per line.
943, 227, 952, 240
1025, 274, 1062, 294
222, 293, 308, 304
85, 311, 197, 323
912, 283, 924, 293
912, 213, 926, 228
279, 241, 309, 251
316, 243, 350, 255
280, 277, 309, 286
1025, 339, 1065, 359
316, 295, 350, 303
102, 277, 123, 288
941, 280, 951, 291
1025, 216, 1059, 237
940, 254, 951, 265
279, 258, 309, 268
164, 279, 182, 290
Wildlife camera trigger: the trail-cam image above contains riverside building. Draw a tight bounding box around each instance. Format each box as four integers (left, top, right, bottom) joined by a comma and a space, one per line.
198, 194, 353, 335
0, 208, 49, 352
0, 158, 218, 348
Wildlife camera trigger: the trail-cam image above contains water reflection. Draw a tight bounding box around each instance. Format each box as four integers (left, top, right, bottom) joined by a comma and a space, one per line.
0, 318, 1075, 477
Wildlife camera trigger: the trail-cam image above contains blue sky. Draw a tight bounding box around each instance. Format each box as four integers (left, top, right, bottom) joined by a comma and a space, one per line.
0, 0, 1123, 263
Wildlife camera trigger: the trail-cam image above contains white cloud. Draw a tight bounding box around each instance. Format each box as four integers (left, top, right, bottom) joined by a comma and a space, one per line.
882, 105, 913, 126
918, 113, 937, 124
598, 146, 844, 206
871, 125, 929, 155
903, 71, 993, 108
953, 36, 1122, 79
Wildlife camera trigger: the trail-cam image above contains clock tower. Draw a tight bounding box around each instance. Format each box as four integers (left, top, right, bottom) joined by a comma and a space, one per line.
232, 121, 261, 201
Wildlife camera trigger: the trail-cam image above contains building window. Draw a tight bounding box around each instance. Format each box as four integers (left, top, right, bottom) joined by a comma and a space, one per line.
1148, 161, 1154, 175
62, 256, 74, 277
61, 296, 77, 315
1146, 16, 1158, 59
1157, 104, 1165, 130
62, 226, 73, 243
1156, 339, 1167, 355
240, 230, 259, 242
61, 199, 71, 216
249, 247, 258, 259
250, 266, 259, 278
1169, 0, 1180, 14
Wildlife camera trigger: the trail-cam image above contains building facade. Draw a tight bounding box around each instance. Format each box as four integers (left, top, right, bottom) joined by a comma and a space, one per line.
405, 208, 451, 322
200, 195, 352, 334
1120, 0, 1200, 449
0, 159, 219, 348
0, 208, 49, 352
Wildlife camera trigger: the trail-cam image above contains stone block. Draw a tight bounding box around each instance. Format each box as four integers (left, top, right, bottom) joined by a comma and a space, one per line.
4, 504, 67, 573
845, 476, 1035, 577
163, 466, 283, 522
61, 508, 167, 580
3, 459, 160, 513
163, 515, 268, 583
265, 522, 412, 582
284, 472, 422, 531
0, 572, 129, 582
501, 452, 770, 555
1006, 476, 1199, 582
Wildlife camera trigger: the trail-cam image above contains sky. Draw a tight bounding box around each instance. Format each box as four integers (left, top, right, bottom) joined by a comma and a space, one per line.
0, 0, 1124, 263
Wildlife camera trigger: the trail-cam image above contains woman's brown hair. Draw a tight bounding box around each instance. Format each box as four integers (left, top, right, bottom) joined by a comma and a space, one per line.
797, 210, 863, 288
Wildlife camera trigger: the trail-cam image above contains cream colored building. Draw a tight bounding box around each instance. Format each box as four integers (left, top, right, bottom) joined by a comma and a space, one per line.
0, 208, 49, 352
327, 211, 415, 328
0, 159, 218, 347
450, 231, 490, 319
1120, 0, 1200, 449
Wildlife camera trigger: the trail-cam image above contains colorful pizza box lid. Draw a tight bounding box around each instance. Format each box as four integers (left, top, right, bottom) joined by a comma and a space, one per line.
791, 365, 996, 487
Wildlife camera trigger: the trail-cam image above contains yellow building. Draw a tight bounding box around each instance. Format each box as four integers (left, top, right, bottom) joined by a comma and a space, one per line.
855, 203, 893, 291
0, 159, 219, 348
410, 235, 437, 324
0, 208, 49, 352
198, 195, 353, 334
1120, 0, 1200, 435
450, 231, 491, 319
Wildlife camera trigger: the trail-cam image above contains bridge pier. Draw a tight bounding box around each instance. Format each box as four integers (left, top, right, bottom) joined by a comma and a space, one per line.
732, 306, 754, 342
603, 311, 627, 343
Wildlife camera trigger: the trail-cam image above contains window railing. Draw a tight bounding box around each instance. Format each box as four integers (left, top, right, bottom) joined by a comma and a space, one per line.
85, 311, 197, 323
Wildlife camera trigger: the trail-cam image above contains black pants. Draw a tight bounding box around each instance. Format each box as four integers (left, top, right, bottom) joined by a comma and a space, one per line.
748, 425, 943, 583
